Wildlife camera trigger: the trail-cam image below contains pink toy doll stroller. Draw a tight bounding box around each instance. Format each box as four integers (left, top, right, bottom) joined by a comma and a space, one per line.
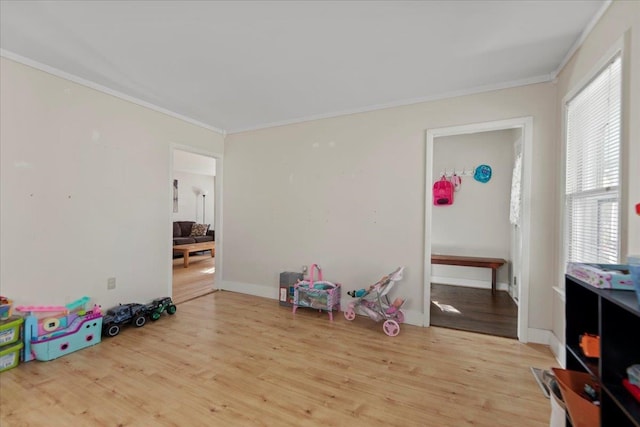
343, 267, 406, 336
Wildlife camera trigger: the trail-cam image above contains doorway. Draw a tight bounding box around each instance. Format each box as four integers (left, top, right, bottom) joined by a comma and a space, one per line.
171, 148, 218, 303
424, 117, 533, 342
430, 128, 519, 338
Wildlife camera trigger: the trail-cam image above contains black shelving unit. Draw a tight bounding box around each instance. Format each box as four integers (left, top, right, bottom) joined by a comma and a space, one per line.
565, 274, 640, 427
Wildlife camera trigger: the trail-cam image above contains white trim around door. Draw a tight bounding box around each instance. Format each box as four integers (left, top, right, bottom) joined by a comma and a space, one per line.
169, 144, 224, 298
424, 117, 533, 342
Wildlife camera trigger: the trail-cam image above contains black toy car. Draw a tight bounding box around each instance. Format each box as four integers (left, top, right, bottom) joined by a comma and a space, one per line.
146, 297, 177, 321
102, 303, 148, 337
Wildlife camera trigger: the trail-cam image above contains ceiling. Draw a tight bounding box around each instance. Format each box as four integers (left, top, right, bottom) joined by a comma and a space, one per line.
0, 1, 607, 134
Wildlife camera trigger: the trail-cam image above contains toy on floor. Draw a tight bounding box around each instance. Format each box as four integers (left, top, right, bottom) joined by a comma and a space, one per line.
102, 303, 149, 337
0, 314, 24, 372
385, 297, 405, 314
344, 267, 407, 336
15, 296, 103, 362
347, 272, 396, 298
293, 264, 341, 321
102, 297, 177, 337
0, 296, 12, 320
146, 297, 177, 321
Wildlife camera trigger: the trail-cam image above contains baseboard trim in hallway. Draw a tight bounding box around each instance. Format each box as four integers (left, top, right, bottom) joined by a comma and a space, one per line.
176, 288, 219, 305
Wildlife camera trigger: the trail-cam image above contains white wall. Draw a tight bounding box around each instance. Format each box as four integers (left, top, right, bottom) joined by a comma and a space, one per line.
223, 82, 557, 330
174, 149, 217, 176
172, 171, 215, 226
172, 149, 216, 226
431, 129, 517, 288
550, 1, 640, 355
0, 57, 224, 309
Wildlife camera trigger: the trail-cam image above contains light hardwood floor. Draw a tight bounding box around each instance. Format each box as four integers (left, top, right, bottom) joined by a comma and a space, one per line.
172, 252, 216, 304
0, 292, 558, 426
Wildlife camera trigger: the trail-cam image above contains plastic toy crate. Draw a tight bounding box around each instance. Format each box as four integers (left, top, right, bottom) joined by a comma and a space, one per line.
0, 342, 23, 373
292, 264, 341, 321
0, 316, 23, 347
294, 283, 341, 312
30, 314, 102, 361
566, 263, 635, 290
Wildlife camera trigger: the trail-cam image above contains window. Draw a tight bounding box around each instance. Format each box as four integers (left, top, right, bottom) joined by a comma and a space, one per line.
565, 55, 622, 264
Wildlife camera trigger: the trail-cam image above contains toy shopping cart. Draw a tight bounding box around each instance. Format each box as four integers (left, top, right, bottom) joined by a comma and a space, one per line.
344, 266, 406, 336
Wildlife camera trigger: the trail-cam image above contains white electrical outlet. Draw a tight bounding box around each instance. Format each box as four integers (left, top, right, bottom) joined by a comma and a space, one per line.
107, 277, 116, 290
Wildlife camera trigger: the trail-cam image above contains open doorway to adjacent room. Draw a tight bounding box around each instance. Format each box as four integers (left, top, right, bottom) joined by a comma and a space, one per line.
171, 148, 218, 304
424, 117, 532, 341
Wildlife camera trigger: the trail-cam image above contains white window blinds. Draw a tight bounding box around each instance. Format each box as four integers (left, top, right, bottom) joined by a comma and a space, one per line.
565, 55, 621, 264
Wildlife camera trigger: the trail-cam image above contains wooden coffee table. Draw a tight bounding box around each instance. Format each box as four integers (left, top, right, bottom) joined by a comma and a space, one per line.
173, 241, 215, 268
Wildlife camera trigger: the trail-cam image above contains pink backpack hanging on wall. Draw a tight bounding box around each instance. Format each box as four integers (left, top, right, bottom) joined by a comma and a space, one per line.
433, 176, 454, 206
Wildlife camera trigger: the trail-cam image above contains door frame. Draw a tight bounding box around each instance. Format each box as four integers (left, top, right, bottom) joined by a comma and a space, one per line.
168, 144, 223, 298
423, 117, 533, 342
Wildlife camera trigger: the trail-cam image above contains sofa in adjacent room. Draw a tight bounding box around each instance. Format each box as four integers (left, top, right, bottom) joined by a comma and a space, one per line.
172, 221, 214, 246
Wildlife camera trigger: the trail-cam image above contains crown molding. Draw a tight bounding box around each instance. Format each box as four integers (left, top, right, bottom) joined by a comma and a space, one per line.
227, 73, 552, 134
0, 49, 226, 136
551, 0, 612, 79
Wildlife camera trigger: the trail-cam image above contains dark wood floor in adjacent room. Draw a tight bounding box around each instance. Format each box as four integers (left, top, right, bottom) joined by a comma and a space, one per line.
430, 283, 518, 339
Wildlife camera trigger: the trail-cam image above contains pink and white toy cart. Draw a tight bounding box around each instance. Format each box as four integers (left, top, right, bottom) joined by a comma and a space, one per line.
344, 267, 406, 336
293, 264, 341, 321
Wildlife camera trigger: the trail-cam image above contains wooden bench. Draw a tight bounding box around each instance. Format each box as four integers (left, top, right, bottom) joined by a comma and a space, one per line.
173, 241, 215, 268
431, 254, 507, 294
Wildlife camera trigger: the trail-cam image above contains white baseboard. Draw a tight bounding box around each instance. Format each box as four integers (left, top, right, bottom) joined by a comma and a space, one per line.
525, 328, 563, 363
431, 276, 509, 291
549, 332, 566, 367
218, 280, 278, 300
527, 328, 551, 345
398, 309, 424, 327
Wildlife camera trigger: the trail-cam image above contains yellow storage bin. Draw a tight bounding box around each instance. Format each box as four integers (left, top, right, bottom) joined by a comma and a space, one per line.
0, 341, 23, 372
0, 315, 23, 346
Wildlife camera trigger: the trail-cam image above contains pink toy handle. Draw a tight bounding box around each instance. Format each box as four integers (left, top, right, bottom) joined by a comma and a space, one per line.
308, 264, 322, 283
15, 305, 67, 313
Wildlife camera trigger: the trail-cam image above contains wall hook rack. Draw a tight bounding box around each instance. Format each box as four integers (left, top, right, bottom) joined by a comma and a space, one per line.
441, 167, 476, 178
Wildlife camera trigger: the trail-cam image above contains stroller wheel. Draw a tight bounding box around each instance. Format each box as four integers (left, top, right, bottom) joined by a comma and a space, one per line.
344, 309, 356, 321
395, 310, 405, 323
383, 319, 400, 337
